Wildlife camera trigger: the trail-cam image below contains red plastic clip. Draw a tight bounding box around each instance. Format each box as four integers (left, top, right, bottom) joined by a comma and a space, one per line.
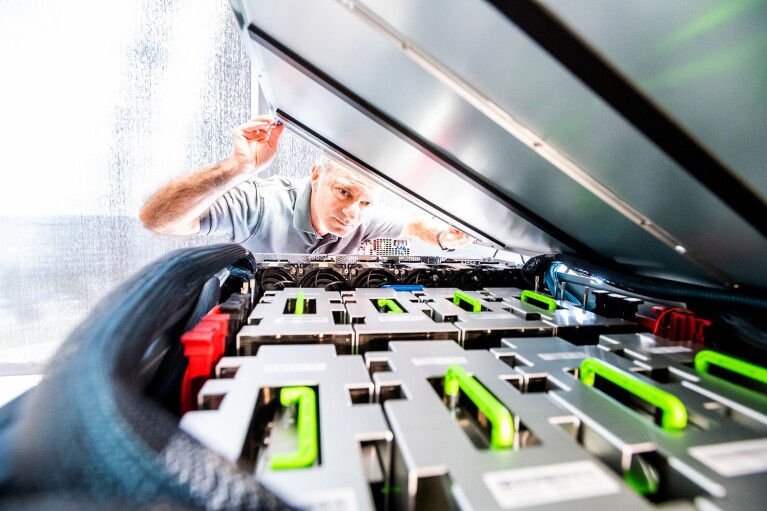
179, 310, 231, 414
652, 307, 711, 343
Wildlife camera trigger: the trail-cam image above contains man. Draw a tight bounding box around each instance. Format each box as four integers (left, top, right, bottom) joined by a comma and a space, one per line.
140, 116, 470, 254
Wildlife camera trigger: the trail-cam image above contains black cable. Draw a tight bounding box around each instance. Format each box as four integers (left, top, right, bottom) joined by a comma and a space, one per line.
531, 254, 767, 355
0, 244, 291, 510
143, 275, 223, 415
555, 253, 767, 308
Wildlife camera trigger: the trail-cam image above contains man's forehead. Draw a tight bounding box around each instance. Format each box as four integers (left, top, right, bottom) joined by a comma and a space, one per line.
327, 164, 378, 194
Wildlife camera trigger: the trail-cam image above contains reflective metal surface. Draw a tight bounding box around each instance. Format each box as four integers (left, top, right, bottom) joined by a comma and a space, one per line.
232, 0, 767, 287
541, 0, 767, 202
182, 344, 392, 510
365, 341, 651, 510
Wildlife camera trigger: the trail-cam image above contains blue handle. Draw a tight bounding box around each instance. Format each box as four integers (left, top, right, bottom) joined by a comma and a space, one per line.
381, 284, 424, 291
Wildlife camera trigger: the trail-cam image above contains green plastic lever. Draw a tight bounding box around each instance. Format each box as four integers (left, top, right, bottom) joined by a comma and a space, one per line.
294, 291, 304, 315
694, 350, 767, 390
444, 365, 514, 449
520, 290, 557, 311
579, 358, 687, 431
624, 454, 660, 496
453, 291, 481, 312
270, 386, 318, 470
377, 298, 403, 314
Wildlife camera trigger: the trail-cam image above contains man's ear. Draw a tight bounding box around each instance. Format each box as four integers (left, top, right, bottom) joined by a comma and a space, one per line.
310, 164, 321, 186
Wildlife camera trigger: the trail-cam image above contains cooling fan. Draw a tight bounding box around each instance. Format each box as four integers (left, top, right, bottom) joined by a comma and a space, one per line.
298, 267, 348, 290
441, 264, 487, 291
403, 269, 445, 287
479, 264, 520, 287
257, 267, 296, 291
350, 268, 397, 288
387, 263, 445, 287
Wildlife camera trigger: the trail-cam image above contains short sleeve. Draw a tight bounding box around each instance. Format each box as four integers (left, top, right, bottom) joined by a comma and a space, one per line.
362, 207, 407, 242
198, 180, 262, 243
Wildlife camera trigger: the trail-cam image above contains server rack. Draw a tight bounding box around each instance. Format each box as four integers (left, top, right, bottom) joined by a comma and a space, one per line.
2, 2, 766, 510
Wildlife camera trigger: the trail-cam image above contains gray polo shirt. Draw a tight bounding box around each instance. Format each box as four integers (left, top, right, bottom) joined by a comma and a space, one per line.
199, 175, 406, 254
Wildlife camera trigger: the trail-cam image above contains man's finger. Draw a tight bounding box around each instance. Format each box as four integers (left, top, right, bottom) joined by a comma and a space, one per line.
445, 228, 468, 239
240, 121, 274, 133
443, 228, 471, 248
268, 123, 285, 147
237, 131, 269, 142
245, 114, 274, 123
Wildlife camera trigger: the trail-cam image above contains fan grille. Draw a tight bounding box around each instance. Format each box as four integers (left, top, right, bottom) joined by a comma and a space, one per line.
351, 269, 397, 288
258, 268, 295, 291
299, 269, 347, 290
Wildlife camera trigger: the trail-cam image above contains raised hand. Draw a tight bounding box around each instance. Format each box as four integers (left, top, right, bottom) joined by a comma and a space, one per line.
438, 226, 471, 250
232, 116, 285, 175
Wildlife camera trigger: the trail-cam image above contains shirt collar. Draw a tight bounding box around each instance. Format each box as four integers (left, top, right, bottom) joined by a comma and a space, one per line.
293, 178, 339, 241
293, 178, 317, 235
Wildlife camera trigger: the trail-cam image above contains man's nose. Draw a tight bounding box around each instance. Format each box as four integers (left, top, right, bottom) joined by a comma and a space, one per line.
341, 202, 360, 221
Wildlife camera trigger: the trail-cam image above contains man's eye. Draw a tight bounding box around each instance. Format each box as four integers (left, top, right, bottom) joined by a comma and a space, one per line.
337, 188, 350, 197
360, 201, 371, 207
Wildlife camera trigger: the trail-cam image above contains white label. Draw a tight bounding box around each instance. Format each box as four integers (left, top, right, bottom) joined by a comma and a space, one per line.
412, 356, 468, 367
377, 314, 424, 323
648, 346, 692, 354
483, 460, 620, 509
293, 488, 357, 511
689, 438, 767, 477
475, 313, 513, 320
275, 316, 330, 324
263, 362, 327, 373
538, 352, 588, 361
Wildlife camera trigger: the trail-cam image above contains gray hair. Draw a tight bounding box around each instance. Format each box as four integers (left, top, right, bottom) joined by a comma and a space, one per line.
315, 155, 381, 197
316, 154, 343, 176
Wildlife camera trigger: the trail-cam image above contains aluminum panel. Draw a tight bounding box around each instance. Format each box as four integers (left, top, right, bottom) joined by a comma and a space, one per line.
254, 46, 561, 254
364, 341, 651, 510
547, 354, 767, 509
232, 0, 767, 288
418, 288, 554, 349
181, 345, 392, 510
355, 0, 767, 286
540, 0, 767, 202
239, 288, 354, 354
344, 288, 461, 353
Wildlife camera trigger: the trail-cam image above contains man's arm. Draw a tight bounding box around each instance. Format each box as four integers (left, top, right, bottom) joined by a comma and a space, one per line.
399, 214, 471, 250
139, 117, 284, 235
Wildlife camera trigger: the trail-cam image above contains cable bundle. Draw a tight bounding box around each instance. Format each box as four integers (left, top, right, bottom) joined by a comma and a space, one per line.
0, 244, 291, 510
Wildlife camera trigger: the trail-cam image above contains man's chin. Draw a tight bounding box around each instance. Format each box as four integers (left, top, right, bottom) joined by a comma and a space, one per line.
328, 223, 355, 237
329, 227, 351, 237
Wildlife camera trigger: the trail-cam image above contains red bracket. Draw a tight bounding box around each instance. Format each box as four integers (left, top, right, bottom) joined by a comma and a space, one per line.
652, 307, 711, 343
180, 309, 231, 414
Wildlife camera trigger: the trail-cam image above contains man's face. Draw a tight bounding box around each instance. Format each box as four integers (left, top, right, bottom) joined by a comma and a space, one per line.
310, 163, 377, 237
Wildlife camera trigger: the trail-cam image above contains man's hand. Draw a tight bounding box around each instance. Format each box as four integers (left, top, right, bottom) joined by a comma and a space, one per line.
400, 214, 472, 250
438, 226, 471, 250
232, 116, 285, 176
140, 116, 285, 236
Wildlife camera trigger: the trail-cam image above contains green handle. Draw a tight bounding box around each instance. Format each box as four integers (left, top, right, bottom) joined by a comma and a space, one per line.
270, 386, 318, 470
444, 365, 513, 449
579, 358, 687, 431
695, 350, 767, 389
520, 290, 557, 311
377, 298, 403, 314
453, 291, 481, 312
295, 291, 304, 315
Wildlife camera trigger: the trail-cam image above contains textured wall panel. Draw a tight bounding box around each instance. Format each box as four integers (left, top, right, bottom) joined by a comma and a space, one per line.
0, 0, 250, 368
0, 0, 492, 369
